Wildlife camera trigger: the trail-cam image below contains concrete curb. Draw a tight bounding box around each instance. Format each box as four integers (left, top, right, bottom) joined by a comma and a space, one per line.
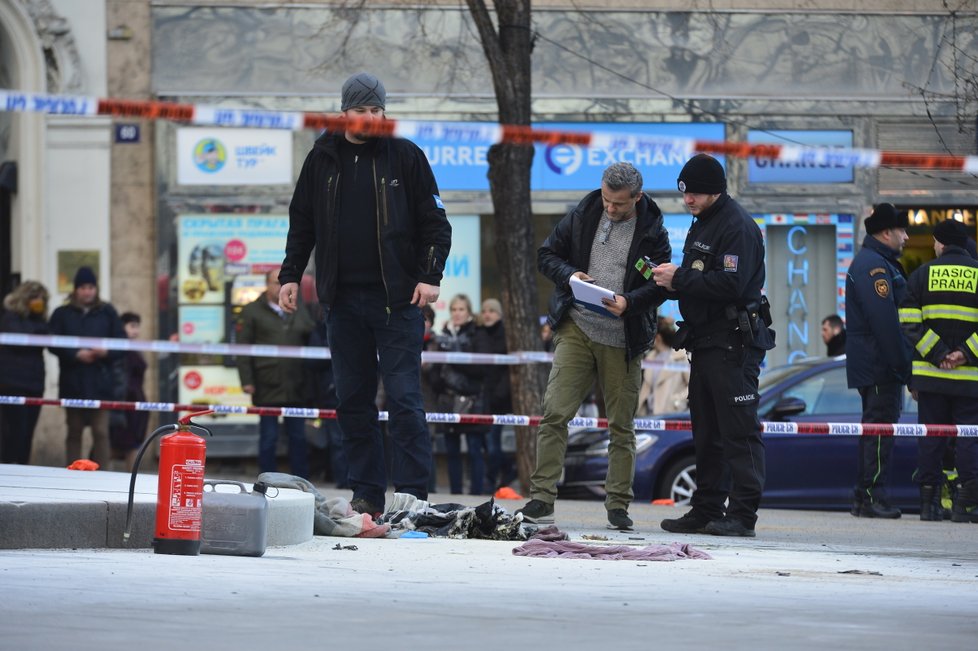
0, 464, 314, 550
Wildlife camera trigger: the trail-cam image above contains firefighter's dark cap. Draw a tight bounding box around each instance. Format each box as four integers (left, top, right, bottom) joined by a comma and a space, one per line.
932, 219, 968, 248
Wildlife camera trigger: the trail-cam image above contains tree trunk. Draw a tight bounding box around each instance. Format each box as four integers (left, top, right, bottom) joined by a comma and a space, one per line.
466, 0, 547, 493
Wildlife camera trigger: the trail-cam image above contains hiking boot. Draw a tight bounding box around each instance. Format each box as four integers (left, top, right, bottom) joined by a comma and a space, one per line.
660, 511, 711, 534
951, 479, 978, 523
607, 508, 633, 530
705, 517, 756, 537
516, 499, 555, 524
856, 500, 901, 519
350, 497, 383, 518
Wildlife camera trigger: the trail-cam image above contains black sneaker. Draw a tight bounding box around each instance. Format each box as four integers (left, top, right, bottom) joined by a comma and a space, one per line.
660, 511, 711, 534
705, 517, 756, 537
516, 499, 555, 524
350, 497, 383, 518
607, 508, 633, 530
856, 501, 901, 519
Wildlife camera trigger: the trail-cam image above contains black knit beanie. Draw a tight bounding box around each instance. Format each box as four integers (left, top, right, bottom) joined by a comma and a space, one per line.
677, 154, 727, 194
932, 219, 968, 248
73, 266, 97, 289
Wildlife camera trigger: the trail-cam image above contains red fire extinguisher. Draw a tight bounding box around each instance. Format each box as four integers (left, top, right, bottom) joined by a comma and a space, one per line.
124, 410, 213, 555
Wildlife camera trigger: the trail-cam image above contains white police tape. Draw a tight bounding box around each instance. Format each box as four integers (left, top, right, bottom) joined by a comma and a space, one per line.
0, 332, 690, 371
0, 91, 98, 116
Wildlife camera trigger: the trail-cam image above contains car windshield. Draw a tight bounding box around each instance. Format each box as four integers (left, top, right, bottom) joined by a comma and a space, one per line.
758, 360, 823, 391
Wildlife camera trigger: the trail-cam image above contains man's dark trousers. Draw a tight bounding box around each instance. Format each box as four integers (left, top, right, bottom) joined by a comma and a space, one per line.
325, 286, 430, 508
687, 343, 766, 528
856, 383, 902, 503
916, 391, 978, 485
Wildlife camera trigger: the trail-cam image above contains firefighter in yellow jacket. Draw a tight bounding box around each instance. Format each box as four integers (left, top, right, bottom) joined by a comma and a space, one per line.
898, 219, 978, 523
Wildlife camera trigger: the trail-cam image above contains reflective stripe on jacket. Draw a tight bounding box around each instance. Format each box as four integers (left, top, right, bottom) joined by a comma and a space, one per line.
898, 245, 978, 397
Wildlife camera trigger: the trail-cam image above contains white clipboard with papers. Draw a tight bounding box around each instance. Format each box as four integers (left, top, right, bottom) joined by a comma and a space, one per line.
569, 275, 617, 318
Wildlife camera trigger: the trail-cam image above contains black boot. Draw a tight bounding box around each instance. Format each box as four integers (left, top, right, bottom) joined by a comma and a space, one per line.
919, 485, 942, 521
951, 479, 978, 523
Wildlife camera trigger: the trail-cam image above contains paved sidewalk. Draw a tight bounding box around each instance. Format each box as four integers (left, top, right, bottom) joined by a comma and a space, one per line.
2, 463, 977, 650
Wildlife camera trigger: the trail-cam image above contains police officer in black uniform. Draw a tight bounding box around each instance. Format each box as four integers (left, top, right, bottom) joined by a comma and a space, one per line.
899, 218, 978, 523
845, 203, 912, 519
652, 154, 775, 537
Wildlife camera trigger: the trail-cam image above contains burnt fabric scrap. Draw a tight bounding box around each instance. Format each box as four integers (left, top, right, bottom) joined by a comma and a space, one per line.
529, 525, 570, 542
512, 538, 713, 561
381, 494, 529, 541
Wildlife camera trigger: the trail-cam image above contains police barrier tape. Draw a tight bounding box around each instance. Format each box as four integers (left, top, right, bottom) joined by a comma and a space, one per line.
2, 394, 975, 438
2, 89, 978, 173
0, 332, 690, 371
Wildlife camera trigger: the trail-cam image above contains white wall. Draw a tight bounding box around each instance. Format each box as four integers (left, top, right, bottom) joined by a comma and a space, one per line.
44, 116, 112, 300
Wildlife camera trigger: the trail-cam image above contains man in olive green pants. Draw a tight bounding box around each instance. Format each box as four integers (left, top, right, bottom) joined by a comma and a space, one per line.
517, 163, 671, 529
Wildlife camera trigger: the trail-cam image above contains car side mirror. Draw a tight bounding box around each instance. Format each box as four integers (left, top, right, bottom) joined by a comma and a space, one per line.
769, 396, 807, 419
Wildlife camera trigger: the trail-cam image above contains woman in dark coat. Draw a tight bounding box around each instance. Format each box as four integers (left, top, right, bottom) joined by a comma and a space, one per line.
0, 281, 50, 464
478, 298, 514, 490
426, 294, 490, 495
109, 312, 149, 471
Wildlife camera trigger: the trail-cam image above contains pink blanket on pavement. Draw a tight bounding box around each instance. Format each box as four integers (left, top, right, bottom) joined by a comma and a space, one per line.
512, 538, 712, 561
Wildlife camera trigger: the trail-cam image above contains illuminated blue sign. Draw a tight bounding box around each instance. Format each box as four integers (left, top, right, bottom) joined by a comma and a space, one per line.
747, 130, 854, 184
417, 122, 726, 191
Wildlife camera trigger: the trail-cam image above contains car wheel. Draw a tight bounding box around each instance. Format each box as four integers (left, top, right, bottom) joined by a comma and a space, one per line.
659, 455, 697, 507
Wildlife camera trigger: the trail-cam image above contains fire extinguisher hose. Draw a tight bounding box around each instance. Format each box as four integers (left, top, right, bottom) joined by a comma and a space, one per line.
122, 423, 178, 544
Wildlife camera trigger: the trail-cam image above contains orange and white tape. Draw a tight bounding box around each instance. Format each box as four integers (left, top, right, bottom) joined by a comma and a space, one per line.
3, 90, 977, 173
0, 394, 974, 438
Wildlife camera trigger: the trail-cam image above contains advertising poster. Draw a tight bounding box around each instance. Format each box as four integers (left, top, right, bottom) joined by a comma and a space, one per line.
176, 127, 293, 186
56, 250, 100, 295
177, 215, 288, 306
430, 215, 481, 331
177, 365, 253, 424
178, 305, 225, 343
177, 215, 289, 422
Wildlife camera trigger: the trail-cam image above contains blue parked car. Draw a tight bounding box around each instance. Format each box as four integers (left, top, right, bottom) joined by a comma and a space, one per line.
558, 357, 923, 512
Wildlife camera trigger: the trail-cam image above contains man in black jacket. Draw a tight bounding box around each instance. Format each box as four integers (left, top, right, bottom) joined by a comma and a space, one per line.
652, 154, 775, 537
821, 314, 846, 357
278, 73, 451, 515
48, 266, 126, 467
517, 162, 671, 529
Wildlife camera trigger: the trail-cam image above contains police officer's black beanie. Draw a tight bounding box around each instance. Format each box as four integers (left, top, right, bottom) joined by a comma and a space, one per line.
863, 203, 908, 235
677, 154, 727, 194
932, 219, 969, 248
341, 72, 386, 112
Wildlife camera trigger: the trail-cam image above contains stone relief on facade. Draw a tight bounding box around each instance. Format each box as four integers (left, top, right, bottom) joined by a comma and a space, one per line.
24, 0, 83, 93
151, 5, 977, 114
